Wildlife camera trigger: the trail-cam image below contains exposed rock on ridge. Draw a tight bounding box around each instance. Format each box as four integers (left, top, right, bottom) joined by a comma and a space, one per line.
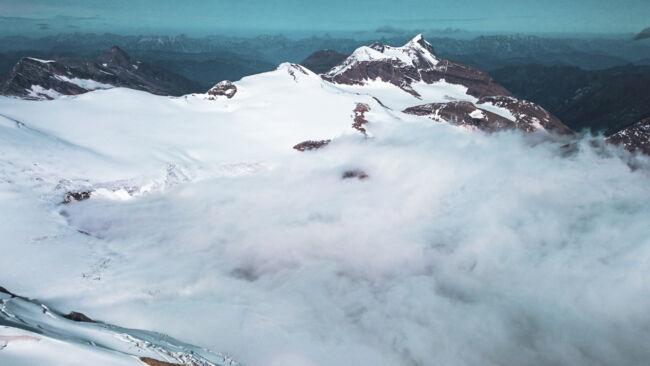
606, 118, 650, 155
0, 46, 201, 99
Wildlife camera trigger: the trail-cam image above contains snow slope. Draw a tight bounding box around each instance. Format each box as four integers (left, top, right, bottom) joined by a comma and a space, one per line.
0, 290, 234, 366
0, 57, 650, 366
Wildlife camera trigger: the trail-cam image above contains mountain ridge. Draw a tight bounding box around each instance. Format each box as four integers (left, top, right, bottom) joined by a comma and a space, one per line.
0, 46, 201, 99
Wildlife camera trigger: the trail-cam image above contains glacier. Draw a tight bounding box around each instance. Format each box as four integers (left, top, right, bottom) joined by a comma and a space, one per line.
0, 44, 649, 366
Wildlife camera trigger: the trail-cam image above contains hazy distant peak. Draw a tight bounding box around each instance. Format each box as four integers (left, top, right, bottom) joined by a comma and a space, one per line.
97, 45, 132, 67
634, 27, 650, 41
300, 50, 349, 74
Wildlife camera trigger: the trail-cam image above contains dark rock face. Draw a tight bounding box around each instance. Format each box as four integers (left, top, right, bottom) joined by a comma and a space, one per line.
404, 97, 572, 134
342, 170, 369, 180
140, 357, 184, 366
63, 311, 95, 323
404, 102, 517, 132
0, 286, 15, 297
352, 103, 370, 134
63, 191, 92, 204
0, 46, 201, 99
322, 35, 511, 98
206, 80, 237, 99
293, 140, 331, 152
300, 50, 349, 74
606, 118, 650, 155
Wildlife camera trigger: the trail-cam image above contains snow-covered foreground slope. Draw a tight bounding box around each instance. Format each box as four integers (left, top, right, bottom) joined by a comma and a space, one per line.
1, 58, 650, 366
0, 289, 234, 366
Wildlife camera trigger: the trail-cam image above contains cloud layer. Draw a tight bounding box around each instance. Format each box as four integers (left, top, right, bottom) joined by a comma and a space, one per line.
60, 122, 650, 366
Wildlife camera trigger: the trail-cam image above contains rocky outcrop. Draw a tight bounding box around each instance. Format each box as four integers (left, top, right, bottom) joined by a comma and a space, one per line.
606, 118, 650, 155
352, 103, 370, 134
404, 101, 517, 132
63, 191, 92, 204
342, 170, 369, 180
140, 357, 184, 366
293, 140, 331, 152
63, 311, 95, 323
322, 34, 510, 98
0, 46, 201, 100
404, 97, 572, 134
207, 80, 237, 99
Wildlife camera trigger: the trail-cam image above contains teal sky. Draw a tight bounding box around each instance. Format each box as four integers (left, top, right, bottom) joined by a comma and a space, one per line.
0, 0, 648, 36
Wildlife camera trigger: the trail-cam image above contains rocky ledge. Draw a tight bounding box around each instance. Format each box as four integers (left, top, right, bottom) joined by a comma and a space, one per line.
206, 80, 237, 99
606, 118, 650, 155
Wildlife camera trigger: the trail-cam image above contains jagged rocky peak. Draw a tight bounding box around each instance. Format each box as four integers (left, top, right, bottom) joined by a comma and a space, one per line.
207, 80, 237, 99
322, 34, 510, 98
327, 34, 439, 77
606, 118, 650, 155
407, 33, 436, 54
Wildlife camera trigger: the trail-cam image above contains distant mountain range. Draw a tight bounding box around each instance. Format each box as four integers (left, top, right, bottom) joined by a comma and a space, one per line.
0, 46, 200, 99
1, 32, 649, 89
2, 32, 649, 147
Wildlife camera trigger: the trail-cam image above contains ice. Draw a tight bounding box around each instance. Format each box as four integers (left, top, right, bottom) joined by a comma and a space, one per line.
55, 75, 114, 90
470, 109, 486, 119
25, 57, 55, 63
27, 85, 63, 99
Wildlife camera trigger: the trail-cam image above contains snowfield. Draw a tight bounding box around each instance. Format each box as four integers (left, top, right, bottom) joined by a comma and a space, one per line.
1, 61, 650, 366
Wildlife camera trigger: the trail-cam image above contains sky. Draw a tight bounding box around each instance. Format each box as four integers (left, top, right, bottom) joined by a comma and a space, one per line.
0, 0, 648, 36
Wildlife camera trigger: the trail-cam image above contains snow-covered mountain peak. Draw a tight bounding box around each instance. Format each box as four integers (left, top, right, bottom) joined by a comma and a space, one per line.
326, 34, 439, 78
321, 34, 515, 101
275, 62, 320, 83
403, 33, 437, 57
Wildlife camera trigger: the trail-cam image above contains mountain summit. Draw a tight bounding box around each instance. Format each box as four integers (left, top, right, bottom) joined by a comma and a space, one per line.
322, 34, 510, 98
318, 35, 570, 134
